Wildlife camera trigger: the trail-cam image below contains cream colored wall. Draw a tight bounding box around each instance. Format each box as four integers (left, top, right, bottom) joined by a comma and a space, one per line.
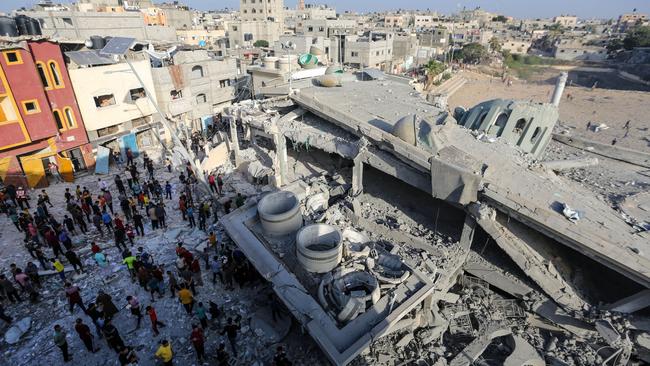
69, 59, 158, 132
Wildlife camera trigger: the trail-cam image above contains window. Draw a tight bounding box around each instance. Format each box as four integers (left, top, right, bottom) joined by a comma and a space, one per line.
48, 61, 64, 88
62, 18, 73, 26
232, 26, 238, 31
22, 100, 40, 114
191, 65, 204, 78
514, 118, 527, 133
351, 51, 359, 57
129, 88, 146, 101
252, 8, 256, 13
36, 62, 51, 88
3, 51, 22, 65
219, 79, 231, 88
170, 90, 183, 99
308, 26, 313, 31
96, 125, 119, 137
64, 107, 76, 128
319, 27, 324, 32
94, 94, 116, 108
53, 110, 64, 130
530, 126, 542, 143
196, 94, 207, 103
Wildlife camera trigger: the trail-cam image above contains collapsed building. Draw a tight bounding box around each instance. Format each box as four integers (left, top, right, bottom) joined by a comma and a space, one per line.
206, 70, 650, 365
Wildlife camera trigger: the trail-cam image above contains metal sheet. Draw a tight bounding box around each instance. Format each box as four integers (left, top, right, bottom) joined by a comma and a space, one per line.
95, 145, 111, 175
65, 50, 115, 66
100, 37, 136, 56
119, 133, 139, 161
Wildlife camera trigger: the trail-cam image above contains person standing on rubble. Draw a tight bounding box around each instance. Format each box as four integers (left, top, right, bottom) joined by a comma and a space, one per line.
102, 320, 125, 353
96, 290, 119, 321
178, 284, 194, 314
65, 282, 88, 314
145, 305, 166, 336
74, 318, 98, 353
126, 295, 143, 329
190, 323, 206, 363
53, 324, 71, 362
221, 316, 241, 356
155, 339, 174, 366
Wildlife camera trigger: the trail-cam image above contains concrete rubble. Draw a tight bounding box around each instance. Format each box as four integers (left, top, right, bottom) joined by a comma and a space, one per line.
42, 71, 642, 366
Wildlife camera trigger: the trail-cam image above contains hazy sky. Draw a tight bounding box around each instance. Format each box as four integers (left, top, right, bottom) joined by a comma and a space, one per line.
2, 0, 649, 19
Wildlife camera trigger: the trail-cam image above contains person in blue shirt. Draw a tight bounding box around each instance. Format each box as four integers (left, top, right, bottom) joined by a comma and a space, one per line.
102, 211, 113, 232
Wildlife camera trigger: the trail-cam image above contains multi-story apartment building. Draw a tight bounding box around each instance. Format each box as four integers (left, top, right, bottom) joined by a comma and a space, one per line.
20, 10, 177, 41
150, 50, 239, 132
345, 31, 394, 71
240, 0, 283, 23
616, 13, 648, 33
553, 15, 578, 28
0, 40, 94, 188
66, 52, 166, 153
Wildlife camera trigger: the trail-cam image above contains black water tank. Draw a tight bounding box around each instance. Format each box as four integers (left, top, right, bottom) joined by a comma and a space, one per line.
14, 15, 30, 36
27, 18, 42, 36
0, 16, 18, 37
90, 36, 106, 49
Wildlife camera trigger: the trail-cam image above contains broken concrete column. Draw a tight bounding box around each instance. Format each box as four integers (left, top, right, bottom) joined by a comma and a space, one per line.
228, 115, 241, 167
269, 123, 288, 187
541, 157, 599, 172
351, 152, 364, 196
551, 72, 568, 107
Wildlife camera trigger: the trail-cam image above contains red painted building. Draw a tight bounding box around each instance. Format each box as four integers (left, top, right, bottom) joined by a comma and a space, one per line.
0, 39, 94, 188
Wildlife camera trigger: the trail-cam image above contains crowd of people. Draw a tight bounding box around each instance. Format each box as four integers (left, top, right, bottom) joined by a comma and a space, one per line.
0, 149, 292, 366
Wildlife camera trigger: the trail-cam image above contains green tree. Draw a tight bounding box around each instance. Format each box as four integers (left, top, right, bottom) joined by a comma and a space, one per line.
253, 40, 269, 48
492, 15, 507, 22
455, 43, 489, 64
489, 37, 501, 53
424, 60, 447, 89
623, 26, 650, 50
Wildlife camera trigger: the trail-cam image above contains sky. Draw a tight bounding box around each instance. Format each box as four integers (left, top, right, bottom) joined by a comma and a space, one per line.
1, 0, 649, 19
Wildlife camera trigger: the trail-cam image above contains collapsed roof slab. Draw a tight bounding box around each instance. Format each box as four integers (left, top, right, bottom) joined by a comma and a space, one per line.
290, 80, 650, 290
220, 198, 435, 366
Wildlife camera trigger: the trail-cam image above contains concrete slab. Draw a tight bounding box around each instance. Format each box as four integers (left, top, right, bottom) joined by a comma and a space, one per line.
605, 289, 650, 314
464, 262, 533, 299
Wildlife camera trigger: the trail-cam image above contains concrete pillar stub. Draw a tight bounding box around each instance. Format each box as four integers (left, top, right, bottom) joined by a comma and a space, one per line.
352, 153, 364, 196
228, 116, 241, 167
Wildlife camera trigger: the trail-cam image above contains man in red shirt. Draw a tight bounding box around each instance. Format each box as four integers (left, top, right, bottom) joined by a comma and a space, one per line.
146, 305, 166, 336
190, 324, 205, 363
74, 318, 97, 352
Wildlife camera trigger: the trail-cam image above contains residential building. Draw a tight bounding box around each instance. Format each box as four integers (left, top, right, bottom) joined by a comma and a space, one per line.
176, 28, 226, 47
384, 15, 405, 28
272, 35, 331, 61
157, 2, 193, 29
417, 27, 449, 49
345, 31, 394, 71
297, 4, 336, 20
240, 0, 284, 23
553, 15, 578, 28
0, 40, 94, 188
67, 52, 167, 153
150, 50, 238, 132
226, 20, 282, 47
501, 38, 532, 54
20, 10, 177, 41
616, 13, 648, 33
553, 38, 607, 61
413, 15, 434, 29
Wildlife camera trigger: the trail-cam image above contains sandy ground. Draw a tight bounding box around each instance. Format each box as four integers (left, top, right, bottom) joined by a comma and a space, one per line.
448, 70, 650, 153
